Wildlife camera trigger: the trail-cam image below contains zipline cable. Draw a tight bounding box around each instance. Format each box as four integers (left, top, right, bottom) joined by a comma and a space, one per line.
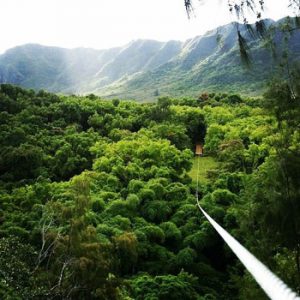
195, 155, 300, 300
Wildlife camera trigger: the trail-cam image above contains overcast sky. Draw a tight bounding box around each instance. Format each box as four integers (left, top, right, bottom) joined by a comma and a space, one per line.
0, 0, 292, 53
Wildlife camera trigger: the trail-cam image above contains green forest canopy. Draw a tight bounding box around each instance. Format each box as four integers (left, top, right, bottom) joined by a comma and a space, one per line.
0, 81, 299, 299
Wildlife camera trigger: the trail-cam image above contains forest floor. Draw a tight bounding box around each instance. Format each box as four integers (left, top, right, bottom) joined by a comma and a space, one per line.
188, 156, 218, 183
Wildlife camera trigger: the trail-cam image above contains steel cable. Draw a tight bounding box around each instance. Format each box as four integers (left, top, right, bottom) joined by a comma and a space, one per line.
195, 155, 300, 300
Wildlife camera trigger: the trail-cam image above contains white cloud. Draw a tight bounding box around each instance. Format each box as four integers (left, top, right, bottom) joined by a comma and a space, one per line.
0, 0, 293, 53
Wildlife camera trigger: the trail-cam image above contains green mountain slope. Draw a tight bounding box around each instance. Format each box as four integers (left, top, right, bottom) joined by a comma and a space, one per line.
0, 40, 182, 94
0, 18, 300, 100
101, 19, 300, 100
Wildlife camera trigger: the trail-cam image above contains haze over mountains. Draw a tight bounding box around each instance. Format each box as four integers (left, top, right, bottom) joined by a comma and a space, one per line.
1, 18, 300, 100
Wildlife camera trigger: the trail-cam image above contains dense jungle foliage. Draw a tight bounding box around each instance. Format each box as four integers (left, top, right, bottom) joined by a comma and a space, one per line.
0, 82, 299, 299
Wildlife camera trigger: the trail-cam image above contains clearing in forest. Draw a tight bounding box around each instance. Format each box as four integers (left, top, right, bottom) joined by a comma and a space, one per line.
188, 156, 218, 182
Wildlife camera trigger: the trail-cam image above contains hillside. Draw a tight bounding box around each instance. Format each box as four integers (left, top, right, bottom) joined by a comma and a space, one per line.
0, 18, 300, 99
0, 40, 182, 95
102, 19, 300, 99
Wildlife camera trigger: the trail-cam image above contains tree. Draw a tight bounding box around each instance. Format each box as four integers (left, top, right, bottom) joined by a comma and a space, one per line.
0, 237, 40, 299
185, 1, 300, 65
113, 232, 138, 275
130, 271, 201, 300
185, 1, 299, 23
237, 75, 300, 292
39, 173, 119, 299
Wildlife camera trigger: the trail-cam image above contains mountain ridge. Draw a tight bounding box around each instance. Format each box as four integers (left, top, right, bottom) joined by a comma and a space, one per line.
1, 17, 300, 100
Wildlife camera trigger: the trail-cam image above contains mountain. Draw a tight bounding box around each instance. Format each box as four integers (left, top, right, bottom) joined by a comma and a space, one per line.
1, 18, 300, 100
102, 19, 300, 100
0, 40, 182, 95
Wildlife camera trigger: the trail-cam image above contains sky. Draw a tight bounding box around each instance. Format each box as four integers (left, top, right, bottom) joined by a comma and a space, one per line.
0, 0, 293, 54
